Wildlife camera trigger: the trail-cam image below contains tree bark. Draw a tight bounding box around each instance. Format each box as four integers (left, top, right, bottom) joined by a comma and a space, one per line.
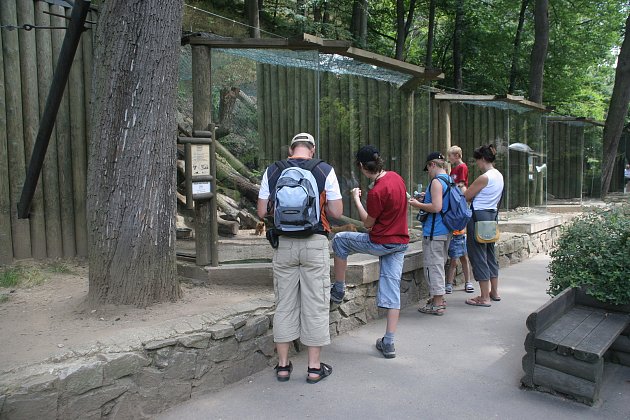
246, 0, 261, 38
601, 14, 630, 199
87, 0, 182, 306
425, 0, 436, 68
453, 0, 464, 91
508, 0, 529, 94
350, 0, 369, 48
395, 0, 417, 61
528, 0, 548, 104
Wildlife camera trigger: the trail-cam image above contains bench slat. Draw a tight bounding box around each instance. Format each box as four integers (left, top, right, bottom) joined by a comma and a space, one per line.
573, 313, 629, 363
557, 311, 607, 356
535, 307, 592, 351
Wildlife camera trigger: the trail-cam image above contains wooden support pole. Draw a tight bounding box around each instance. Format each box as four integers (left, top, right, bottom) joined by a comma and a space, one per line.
65, 6, 88, 257
192, 45, 217, 266
1, 0, 32, 258
439, 100, 451, 155
51, 6, 77, 257
34, 0, 63, 258
255, 63, 266, 166
17, 0, 47, 259
0, 17, 13, 263
278, 65, 287, 149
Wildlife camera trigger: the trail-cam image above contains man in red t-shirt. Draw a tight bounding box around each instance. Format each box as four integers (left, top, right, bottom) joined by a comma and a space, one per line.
331, 145, 409, 359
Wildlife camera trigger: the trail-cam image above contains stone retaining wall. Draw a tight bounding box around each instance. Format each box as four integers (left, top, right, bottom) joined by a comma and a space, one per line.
0, 227, 560, 419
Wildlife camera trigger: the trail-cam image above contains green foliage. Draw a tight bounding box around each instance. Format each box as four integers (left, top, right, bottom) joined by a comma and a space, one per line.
548, 204, 630, 305
0, 267, 21, 288
46, 261, 75, 275
0, 266, 45, 288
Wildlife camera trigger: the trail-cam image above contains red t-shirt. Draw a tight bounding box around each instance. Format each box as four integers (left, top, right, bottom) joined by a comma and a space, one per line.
366, 172, 410, 244
451, 162, 468, 187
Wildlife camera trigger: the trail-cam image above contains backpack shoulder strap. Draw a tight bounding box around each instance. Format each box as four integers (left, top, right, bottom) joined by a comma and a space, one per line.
274, 159, 291, 171
301, 158, 323, 172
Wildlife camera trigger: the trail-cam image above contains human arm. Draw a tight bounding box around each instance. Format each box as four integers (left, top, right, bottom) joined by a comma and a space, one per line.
256, 170, 270, 219
351, 188, 376, 229
464, 174, 488, 202
326, 199, 343, 219
408, 180, 443, 213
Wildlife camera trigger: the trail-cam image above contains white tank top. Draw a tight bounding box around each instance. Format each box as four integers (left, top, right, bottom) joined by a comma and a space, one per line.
473, 168, 504, 210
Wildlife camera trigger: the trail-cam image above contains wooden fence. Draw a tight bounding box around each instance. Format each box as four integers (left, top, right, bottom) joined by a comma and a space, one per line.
0, 1, 94, 264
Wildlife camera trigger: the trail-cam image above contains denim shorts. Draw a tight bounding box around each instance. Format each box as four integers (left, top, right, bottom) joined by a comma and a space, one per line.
448, 234, 467, 258
332, 232, 408, 309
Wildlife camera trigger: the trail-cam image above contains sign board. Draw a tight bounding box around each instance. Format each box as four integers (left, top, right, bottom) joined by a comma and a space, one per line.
192, 182, 212, 195
191, 144, 210, 176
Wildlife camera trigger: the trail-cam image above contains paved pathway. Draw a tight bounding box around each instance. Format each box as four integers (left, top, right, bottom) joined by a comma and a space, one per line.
158, 255, 630, 420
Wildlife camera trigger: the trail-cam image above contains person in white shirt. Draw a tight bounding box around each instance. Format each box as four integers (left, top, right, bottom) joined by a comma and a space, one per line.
463, 144, 504, 307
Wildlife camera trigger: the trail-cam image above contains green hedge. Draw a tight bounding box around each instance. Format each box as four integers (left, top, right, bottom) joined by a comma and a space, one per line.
548, 203, 630, 305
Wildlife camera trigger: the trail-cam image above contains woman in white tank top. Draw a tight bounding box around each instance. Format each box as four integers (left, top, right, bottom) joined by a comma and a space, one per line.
463, 144, 504, 307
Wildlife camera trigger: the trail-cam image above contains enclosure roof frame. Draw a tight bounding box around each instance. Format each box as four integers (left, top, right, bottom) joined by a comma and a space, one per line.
183, 33, 444, 81
433, 93, 551, 113
545, 116, 605, 127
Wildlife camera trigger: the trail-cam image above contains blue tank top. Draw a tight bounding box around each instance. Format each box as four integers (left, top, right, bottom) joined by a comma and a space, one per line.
422, 174, 450, 237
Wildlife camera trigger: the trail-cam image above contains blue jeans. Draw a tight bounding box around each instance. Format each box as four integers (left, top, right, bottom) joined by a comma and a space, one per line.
332, 232, 408, 309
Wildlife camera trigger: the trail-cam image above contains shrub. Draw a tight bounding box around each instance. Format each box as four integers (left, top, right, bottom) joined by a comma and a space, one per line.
548, 203, 630, 305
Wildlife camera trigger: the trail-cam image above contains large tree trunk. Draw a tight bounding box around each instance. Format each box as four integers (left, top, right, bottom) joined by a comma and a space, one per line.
395, 0, 417, 61
528, 0, 548, 104
508, 0, 529, 94
87, 0, 183, 306
350, 0, 368, 48
425, 0, 436, 68
246, 0, 261, 38
601, 14, 630, 199
453, 0, 464, 91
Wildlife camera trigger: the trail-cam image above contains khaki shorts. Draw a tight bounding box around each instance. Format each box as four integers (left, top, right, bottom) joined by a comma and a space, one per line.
272, 235, 331, 347
422, 234, 451, 296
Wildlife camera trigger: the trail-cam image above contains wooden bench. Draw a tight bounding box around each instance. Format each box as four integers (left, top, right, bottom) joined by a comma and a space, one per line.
522, 287, 630, 405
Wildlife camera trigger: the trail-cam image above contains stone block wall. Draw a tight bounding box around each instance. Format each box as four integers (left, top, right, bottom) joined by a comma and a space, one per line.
0, 226, 560, 419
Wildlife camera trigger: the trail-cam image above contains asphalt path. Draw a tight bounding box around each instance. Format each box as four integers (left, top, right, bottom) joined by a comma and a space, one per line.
158, 254, 630, 420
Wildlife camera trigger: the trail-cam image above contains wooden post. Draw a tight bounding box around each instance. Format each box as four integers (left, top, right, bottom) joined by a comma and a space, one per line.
278, 66, 287, 148
439, 100, 451, 155
82, 10, 94, 153
270, 65, 281, 159
66, 6, 88, 257
255, 63, 266, 166
306, 68, 316, 138
51, 6, 77, 257
263, 64, 273, 161
286, 66, 295, 142
16, 0, 47, 259
34, 0, 63, 258
0, 19, 13, 263
378, 81, 390, 160
390, 85, 401, 174
191, 45, 217, 266
1, 0, 32, 258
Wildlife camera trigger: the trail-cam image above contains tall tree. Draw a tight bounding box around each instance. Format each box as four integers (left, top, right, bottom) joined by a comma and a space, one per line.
508, 0, 529, 94
528, 0, 548, 103
425, 0, 436, 68
453, 0, 464, 91
350, 0, 368, 47
601, 14, 630, 199
246, 0, 261, 38
87, 0, 183, 306
395, 0, 417, 60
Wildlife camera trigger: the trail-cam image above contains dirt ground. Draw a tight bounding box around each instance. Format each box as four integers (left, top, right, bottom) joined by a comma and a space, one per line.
0, 259, 272, 372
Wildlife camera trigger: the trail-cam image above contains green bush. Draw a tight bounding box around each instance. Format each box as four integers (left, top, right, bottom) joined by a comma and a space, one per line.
548, 203, 630, 305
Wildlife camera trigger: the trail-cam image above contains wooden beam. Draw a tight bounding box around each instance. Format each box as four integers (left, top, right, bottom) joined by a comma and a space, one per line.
185, 34, 444, 80
434, 93, 550, 112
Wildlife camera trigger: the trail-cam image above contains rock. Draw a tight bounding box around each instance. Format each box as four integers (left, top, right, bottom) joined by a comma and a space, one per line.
338, 316, 363, 334
178, 333, 212, 349
143, 338, 178, 350
339, 299, 364, 317
163, 351, 197, 380
153, 347, 174, 369
59, 384, 128, 420
329, 310, 342, 324
102, 354, 151, 383
2, 391, 58, 419
60, 362, 104, 396
205, 323, 235, 339
192, 369, 224, 397
229, 315, 248, 329
207, 338, 238, 363
19, 373, 59, 393
255, 333, 275, 357
235, 316, 269, 342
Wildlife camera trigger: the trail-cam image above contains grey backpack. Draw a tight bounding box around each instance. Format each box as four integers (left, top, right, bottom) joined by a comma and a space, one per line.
271, 159, 323, 236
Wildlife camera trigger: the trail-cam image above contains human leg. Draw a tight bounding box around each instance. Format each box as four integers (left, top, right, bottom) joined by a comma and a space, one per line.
272, 238, 301, 344
331, 232, 372, 303
421, 235, 449, 312
445, 258, 456, 293
298, 235, 331, 348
